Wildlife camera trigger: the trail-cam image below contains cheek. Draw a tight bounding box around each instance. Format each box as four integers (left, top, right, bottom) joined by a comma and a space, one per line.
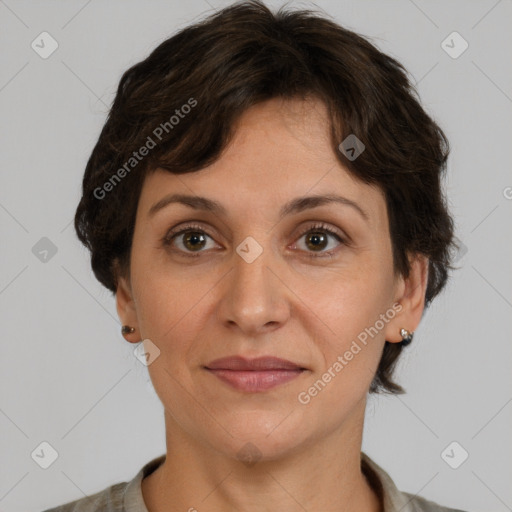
131, 257, 216, 378
297, 258, 393, 384
302, 255, 392, 334
295, 281, 389, 416
134, 278, 200, 352
132, 277, 177, 339
130, 240, 189, 335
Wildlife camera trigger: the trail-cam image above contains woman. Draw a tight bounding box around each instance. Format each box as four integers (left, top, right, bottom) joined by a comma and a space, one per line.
44, 1, 467, 510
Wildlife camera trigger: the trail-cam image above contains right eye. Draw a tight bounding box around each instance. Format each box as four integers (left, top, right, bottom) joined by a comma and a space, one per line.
162, 223, 219, 257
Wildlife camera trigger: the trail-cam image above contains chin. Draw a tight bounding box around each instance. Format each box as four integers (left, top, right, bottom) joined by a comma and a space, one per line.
206, 414, 312, 462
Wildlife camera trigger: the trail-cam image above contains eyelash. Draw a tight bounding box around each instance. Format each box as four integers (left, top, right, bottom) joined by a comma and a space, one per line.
162, 222, 348, 259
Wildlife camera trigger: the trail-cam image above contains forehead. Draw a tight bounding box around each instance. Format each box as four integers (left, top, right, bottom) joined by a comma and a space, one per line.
138, 97, 386, 229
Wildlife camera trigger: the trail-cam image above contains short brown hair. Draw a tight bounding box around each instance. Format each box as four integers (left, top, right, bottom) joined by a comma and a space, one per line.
74, 0, 459, 394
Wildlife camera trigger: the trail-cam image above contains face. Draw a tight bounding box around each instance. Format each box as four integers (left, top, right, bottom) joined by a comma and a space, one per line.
116, 96, 427, 461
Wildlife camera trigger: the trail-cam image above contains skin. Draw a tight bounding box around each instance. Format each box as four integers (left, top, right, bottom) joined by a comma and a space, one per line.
116, 96, 429, 512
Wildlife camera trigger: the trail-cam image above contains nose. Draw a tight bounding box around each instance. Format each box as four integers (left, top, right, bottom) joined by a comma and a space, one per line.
216, 239, 291, 335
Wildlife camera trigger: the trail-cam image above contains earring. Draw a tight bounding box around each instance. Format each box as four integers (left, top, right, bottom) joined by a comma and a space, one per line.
121, 325, 135, 335
400, 328, 414, 346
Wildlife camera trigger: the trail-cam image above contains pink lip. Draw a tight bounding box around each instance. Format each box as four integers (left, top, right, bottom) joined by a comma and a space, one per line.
204, 356, 306, 392
206, 369, 305, 392
205, 355, 305, 371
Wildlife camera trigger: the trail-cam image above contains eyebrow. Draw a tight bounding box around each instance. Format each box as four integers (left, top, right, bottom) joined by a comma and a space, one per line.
148, 193, 369, 222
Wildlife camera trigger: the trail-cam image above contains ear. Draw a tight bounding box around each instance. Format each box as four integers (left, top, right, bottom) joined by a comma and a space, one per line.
384, 254, 429, 343
114, 262, 139, 344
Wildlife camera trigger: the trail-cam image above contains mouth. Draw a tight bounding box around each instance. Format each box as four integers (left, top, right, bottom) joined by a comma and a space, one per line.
204, 356, 307, 393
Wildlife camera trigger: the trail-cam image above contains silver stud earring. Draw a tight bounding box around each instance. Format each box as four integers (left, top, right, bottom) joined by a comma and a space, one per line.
400, 328, 414, 346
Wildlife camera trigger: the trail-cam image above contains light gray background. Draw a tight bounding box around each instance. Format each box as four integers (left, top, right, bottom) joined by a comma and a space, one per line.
1, 1, 511, 511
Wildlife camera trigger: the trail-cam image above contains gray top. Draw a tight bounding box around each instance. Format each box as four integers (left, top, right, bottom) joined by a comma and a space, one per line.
42, 452, 468, 512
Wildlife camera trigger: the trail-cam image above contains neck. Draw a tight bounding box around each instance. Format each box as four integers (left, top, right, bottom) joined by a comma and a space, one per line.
142, 399, 381, 512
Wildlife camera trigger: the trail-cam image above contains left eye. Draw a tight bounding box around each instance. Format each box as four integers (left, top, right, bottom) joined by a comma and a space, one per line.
163, 223, 345, 258
292, 225, 345, 256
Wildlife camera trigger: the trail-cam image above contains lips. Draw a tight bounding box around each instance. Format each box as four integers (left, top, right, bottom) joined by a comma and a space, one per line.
204, 356, 307, 392
205, 356, 305, 371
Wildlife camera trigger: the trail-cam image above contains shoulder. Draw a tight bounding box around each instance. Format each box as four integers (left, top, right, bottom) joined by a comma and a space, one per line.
402, 491, 469, 512
41, 453, 165, 512
360, 451, 469, 512
41, 481, 127, 512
